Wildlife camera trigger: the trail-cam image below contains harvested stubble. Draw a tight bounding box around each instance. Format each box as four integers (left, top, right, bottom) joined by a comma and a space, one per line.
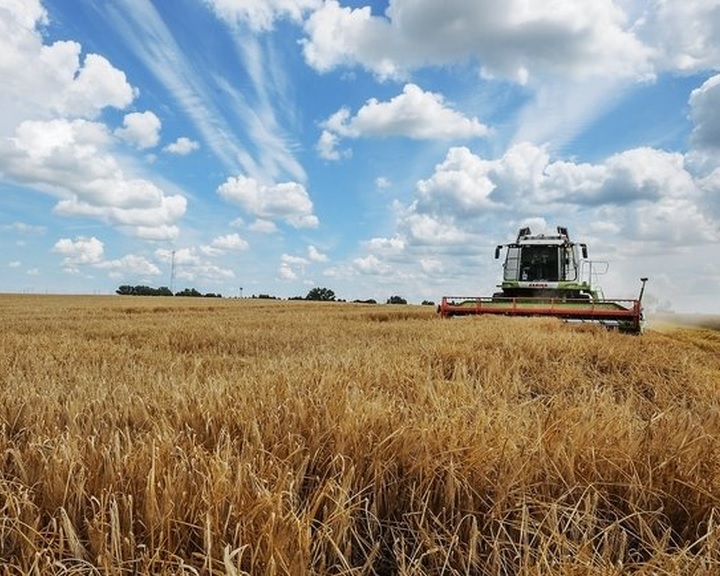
1, 295, 720, 575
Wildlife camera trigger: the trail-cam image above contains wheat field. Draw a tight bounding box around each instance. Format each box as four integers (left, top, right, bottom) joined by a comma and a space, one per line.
1, 294, 720, 575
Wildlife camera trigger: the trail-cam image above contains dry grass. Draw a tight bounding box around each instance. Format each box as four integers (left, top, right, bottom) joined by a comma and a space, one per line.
1, 294, 720, 575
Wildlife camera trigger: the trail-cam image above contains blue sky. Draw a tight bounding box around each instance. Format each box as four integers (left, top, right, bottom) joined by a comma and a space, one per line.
1, 0, 719, 312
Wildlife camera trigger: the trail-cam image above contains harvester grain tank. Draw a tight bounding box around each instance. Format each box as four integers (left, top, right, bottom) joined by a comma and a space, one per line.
439, 226, 648, 334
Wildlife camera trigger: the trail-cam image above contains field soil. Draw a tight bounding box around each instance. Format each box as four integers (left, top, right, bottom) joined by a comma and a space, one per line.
2, 295, 720, 575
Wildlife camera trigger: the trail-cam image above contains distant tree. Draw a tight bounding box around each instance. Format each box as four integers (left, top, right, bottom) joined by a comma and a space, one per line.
387, 295, 407, 305
306, 287, 336, 301
421, 300, 435, 306
117, 284, 173, 296
353, 298, 377, 304
175, 288, 203, 297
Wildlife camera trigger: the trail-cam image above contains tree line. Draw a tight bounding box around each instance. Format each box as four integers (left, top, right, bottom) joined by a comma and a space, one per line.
116, 284, 433, 305
116, 285, 222, 298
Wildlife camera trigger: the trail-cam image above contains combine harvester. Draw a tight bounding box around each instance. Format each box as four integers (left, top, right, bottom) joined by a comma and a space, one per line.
439, 226, 648, 334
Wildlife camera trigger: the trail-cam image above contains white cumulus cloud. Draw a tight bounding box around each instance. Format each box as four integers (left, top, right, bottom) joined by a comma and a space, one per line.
53, 236, 104, 265
98, 254, 161, 279
116, 111, 161, 149
302, 0, 653, 82
634, 1, 720, 74
249, 219, 278, 233
279, 262, 298, 280
318, 84, 489, 159
217, 175, 318, 228
307, 245, 327, 262
353, 254, 392, 275
393, 142, 720, 254
0, 4, 184, 242
689, 74, 720, 150
163, 136, 200, 155
155, 246, 235, 285
0, 1, 135, 131
3, 118, 186, 240
211, 233, 249, 251
328, 84, 489, 140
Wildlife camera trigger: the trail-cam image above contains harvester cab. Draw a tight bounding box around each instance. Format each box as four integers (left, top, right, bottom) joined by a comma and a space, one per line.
494, 226, 594, 301
439, 226, 648, 334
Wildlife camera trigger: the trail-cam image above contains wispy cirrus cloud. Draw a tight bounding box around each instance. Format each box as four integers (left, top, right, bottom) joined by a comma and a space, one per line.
203, 0, 321, 33
106, 0, 248, 172
108, 0, 306, 184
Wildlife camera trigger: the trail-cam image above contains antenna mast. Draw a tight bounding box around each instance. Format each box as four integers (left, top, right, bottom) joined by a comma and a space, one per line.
170, 249, 176, 294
